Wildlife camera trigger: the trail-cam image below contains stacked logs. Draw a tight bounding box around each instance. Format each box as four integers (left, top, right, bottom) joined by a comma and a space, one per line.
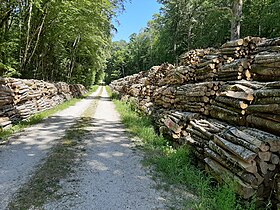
247, 82, 280, 136
110, 37, 280, 207
179, 48, 221, 82
154, 109, 280, 201
207, 80, 280, 136
69, 84, 87, 97
251, 52, 280, 81
153, 82, 224, 116
0, 77, 87, 130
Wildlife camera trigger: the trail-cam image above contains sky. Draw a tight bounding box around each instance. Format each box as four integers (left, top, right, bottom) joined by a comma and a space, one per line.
112, 0, 162, 42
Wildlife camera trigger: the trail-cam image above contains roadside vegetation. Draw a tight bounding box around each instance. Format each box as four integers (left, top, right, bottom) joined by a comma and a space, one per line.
0, 85, 99, 143
106, 86, 255, 210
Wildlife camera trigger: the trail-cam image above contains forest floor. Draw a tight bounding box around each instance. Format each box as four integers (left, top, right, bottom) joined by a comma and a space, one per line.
0, 87, 191, 209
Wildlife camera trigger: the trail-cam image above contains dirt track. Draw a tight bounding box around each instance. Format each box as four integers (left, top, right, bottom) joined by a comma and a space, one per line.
0, 87, 171, 209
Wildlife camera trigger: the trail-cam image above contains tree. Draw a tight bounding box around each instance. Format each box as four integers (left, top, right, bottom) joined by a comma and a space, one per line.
0, 0, 126, 87
231, 0, 243, 40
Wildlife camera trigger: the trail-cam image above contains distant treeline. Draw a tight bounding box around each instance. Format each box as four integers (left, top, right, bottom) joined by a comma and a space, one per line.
105, 0, 280, 84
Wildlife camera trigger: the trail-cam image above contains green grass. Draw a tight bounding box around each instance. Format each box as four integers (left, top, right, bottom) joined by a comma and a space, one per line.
106, 85, 119, 99
111, 94, 256, 210
0, 85, 99, 143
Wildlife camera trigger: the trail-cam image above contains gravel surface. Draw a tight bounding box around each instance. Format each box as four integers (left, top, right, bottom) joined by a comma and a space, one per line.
44, 88, 171, 210
0, 87, 102, 210
0, 87, 188, 210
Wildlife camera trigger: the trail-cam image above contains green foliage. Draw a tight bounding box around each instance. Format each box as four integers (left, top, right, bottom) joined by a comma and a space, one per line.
0, 0, 125, 86
113, 98, 256, 210
105, 86, 119, 99
105, 0, 280, 83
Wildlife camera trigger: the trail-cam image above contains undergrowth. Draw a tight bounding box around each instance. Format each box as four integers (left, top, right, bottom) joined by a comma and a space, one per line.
0, 85, 99, 142
106, 86, 256, 210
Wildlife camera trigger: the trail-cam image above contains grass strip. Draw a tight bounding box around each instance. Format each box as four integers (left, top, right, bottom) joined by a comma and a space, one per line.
8, 86, 102, 209
0, 85, 99, 143
106, 86, 255, 210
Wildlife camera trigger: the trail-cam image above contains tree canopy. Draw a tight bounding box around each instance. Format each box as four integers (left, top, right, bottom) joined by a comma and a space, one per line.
1, 0, 279, 86
0, 0, 125, 87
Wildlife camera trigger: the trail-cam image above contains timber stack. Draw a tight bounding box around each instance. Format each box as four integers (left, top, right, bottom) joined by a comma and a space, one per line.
0, 77, 87, 130
110, 36, 280, 208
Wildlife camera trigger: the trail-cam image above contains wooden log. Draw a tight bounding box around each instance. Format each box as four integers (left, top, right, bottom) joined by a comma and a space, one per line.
257, 159, 269, 175
254, 89, 280, 98
276, 176, 280, 203
163, 117, 183, 134
254, 53, 280, 63
210, 105, 245, 126
0, 117, 12, 128
205, 157, 255, 199
258, 151, 272, 162
180, 135, 204, 148
246, 115, 280, 136
270, 154, 280, 165
205, 147, 259, 188
222, 39, 245, 48
180, 103, 205, 113
242, 128, 280, 152
190, 120, 213, 138
257, 37, 280, 47
215, 96, 248, 109
228, 127, 270, 152
254, 96, 280, 105
169, 111, 200, 122
220, 84, 254, 101
223, 130, 258, 153
212, 101, 246, 115
185, 128, 209, 141
253, 113, 280, 123
208, 140, 257, 174
267, 164, 276, 171
179, 96, 210, 103
213, 135, 257, 162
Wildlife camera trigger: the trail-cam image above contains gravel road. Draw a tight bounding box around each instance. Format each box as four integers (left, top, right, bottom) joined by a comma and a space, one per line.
44, 87, 170, 210
0, 87, 175, 209
0, 87, 101, 209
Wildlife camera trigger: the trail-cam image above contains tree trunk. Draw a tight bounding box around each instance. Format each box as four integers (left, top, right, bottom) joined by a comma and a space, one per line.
231, 0, 243, 40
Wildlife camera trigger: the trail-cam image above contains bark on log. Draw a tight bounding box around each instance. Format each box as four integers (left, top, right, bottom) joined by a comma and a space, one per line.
213, 135, 257, 162
205, 157, 255, 199
246, 115, 280, 136
228, 127, 270, 152
208, 140, 258, 174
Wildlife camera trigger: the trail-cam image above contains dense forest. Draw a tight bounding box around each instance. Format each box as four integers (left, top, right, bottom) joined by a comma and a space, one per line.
1, 1, 280, 86
0, 0, 125, 87
105, 0, 280, 84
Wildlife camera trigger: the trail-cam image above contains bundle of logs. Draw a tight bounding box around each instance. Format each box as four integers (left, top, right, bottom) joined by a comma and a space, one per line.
0, 77, 87, 130
110, 36, 280, 208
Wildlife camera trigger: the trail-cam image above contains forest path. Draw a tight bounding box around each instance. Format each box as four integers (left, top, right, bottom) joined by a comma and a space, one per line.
44, 87, 169, 209
1, 87, 172, 209
0, 87, 102, 209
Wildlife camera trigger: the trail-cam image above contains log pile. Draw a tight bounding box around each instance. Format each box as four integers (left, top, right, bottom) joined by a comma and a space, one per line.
153, 81, 224, 115
154, 109, 280, 201
0, 77, 87, 130
110, 36, 280, 207
69, 84, 87, 97
251, 38, 280, 81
